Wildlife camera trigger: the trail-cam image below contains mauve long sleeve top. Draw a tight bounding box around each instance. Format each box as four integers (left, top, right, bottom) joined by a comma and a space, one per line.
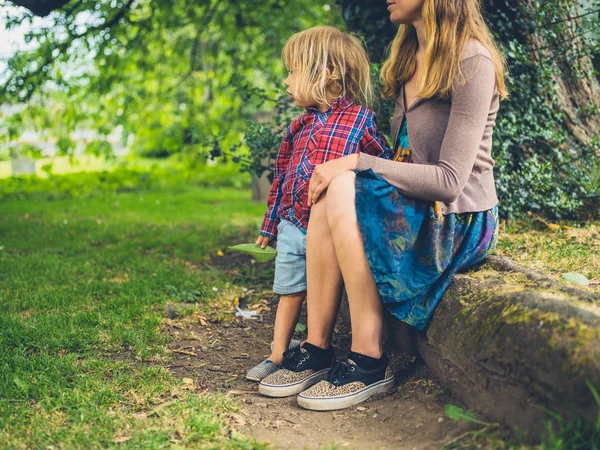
356, 40, 500, 215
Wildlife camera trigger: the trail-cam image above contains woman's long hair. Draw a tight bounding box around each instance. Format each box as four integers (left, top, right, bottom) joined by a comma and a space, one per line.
283, 26, 373, 108
381, 0, 507, 100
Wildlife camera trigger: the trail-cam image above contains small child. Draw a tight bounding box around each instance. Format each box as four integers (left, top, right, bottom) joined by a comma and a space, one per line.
246, 26, 392, 382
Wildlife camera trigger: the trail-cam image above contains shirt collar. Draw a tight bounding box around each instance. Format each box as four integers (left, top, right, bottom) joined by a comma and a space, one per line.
305, 95, 354, 114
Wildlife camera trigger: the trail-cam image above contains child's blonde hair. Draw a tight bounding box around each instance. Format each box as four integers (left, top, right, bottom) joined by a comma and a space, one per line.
282, 26, 373, 108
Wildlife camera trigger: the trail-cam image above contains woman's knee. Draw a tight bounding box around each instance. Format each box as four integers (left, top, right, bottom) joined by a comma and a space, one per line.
326, 172, 356, 225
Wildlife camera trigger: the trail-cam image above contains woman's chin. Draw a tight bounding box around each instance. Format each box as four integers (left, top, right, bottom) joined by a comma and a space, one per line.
389, 12, 409, 25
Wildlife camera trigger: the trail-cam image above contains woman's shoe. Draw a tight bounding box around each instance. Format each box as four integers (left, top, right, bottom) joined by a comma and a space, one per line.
259, 343, 335, 397
297, 353, 395, 411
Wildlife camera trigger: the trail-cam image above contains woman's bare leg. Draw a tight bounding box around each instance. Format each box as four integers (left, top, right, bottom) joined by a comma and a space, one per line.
305, 191, 345, 349
326, 172, 383, 359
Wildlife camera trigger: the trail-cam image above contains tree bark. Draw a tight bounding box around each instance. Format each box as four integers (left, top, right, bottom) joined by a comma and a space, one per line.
379, 256, 600, 443
510, 0, 600, 144
7, 0, 71, 16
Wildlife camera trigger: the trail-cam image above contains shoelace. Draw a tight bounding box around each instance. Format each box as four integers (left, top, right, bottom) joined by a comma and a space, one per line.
281, 345, 305, 370
328, 358, 354, 385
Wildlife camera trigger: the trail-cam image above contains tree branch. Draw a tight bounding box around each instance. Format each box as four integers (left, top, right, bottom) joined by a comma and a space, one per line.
545, 7, 600, 26
6, 0, 72, 16
0, 0, 136, 102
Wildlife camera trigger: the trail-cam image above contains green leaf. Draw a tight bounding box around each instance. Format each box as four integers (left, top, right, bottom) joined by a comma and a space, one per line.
294, 322, 307, 333
444, 404, 487, 425
561, 273, 590, 286
227, 243, 276, 263
13, 377, 27, 391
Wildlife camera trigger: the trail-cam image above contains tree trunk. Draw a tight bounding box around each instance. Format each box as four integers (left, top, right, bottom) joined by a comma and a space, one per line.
499, 0, 600, 144
252, 173, 271, 204
377, 256, 600, 443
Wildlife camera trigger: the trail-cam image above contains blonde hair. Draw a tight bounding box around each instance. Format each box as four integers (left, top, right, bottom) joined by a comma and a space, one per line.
381, 0, 507, 100
282, 26, 373, 108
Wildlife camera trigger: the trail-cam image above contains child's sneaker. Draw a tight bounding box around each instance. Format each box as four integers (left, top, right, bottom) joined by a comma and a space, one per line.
270, 338, 302, 352
246, 339, 303, 382
246, 360, 279, 382
258, 343, 335, 397
297, 352, 395, 411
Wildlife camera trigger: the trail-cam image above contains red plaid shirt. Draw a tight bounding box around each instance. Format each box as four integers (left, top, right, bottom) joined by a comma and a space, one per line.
260, 96, 392, 239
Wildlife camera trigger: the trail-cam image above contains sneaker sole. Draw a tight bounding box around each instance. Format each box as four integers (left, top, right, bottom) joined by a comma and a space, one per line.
297, 376, 396, 411
258, 369, 329, 398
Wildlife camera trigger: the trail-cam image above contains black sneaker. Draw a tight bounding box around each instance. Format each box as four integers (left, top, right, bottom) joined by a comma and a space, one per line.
258, 343, 335, 398
297, 352, 395, 411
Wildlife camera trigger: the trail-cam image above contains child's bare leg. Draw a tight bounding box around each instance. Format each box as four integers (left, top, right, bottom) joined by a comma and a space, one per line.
268, 291, 305, 364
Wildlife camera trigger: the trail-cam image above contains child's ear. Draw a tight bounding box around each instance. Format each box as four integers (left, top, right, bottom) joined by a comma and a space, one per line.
325, 68, 331, 83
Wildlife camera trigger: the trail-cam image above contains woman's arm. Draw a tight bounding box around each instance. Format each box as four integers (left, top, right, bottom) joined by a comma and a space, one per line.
355, 55, 497, 203
307, 111, 391, 205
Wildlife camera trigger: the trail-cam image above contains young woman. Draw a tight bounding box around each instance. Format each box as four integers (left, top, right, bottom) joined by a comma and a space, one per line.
260, 0, 507, 411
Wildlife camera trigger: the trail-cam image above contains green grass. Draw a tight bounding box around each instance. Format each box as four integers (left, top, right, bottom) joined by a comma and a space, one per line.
0, 170, 268, 448
1, 162, 599, 449
496, 218, 600, 293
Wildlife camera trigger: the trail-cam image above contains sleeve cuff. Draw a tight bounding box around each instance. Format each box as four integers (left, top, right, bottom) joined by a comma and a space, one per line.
356, 152, 379, 172
259, 230, 276, 239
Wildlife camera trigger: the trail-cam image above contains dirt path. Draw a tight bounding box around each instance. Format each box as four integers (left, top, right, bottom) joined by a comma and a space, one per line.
162, 252, 488, 449
165, 316, 484, 447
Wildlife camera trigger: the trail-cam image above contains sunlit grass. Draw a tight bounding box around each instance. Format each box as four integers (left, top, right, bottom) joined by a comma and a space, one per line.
496, 218, 600, 294
0, 154, 189, 179
0, 168, 267, 449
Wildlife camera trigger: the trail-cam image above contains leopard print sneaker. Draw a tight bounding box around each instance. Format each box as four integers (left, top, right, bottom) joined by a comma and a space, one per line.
259, 342, 335, 398
297, 354, 395, 411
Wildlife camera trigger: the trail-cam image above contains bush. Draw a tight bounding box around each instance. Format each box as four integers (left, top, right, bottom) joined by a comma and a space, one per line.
0, 163, 251, 202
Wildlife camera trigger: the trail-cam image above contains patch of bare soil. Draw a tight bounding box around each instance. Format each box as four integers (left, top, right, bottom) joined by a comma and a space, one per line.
163, 253, 484, 449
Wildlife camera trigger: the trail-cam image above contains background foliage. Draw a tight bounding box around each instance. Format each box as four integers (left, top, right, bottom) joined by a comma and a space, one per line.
1, 0, 600, 219
1, 0, 342, 161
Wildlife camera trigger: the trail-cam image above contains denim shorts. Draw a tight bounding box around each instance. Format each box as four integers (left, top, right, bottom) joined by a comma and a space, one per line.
273, 219, 307, 295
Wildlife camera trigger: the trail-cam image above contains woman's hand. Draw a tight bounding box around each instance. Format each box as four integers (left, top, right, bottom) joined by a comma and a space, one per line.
307, 154, 359, 206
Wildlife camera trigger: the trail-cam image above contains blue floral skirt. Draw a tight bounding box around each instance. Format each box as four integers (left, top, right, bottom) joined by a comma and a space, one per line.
355, 169, 499, 331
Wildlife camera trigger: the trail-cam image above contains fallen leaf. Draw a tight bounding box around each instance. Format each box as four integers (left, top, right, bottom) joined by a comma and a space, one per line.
547, 223, 560, 230
562, 272, 590, 286
182, 378, 194, 385
173, 349, 198, 357
198, 316, 208, 326
227, 389, 255, 395
231, 413, 247, 427
114, 436, 131, 444
295, 322, 307, 333
217, 250, 224, 256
